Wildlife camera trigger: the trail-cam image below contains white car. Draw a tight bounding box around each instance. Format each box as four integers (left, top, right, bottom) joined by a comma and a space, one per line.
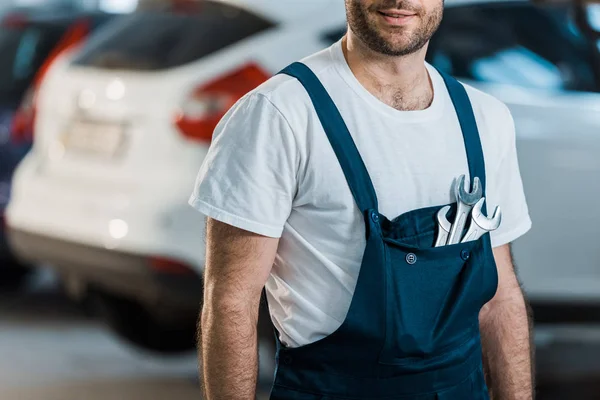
5, 0, 348, 352
425, 0, 600, 320
5, 0, 600, 353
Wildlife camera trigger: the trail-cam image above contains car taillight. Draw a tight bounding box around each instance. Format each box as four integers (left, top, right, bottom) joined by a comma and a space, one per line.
174, 63, 270, 143
10, 18, 91, 145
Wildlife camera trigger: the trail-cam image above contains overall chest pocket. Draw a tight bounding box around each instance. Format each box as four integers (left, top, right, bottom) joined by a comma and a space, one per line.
378, 204, 498, 367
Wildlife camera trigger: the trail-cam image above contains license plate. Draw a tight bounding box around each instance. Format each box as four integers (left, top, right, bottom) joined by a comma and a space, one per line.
63, 120, 126, 157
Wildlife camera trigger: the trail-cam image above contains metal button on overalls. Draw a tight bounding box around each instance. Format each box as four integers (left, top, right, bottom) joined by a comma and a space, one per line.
406, 253, 417, 265
461, 249, 471, 261
268, 62, 499, 400
371, 211, 379, 223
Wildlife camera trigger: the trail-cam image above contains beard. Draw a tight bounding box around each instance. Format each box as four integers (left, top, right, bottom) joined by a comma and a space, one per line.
345, 0, 443, 57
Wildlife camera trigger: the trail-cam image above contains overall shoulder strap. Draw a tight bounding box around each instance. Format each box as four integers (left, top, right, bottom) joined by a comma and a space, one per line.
278, 62, 379, 213
436, 70, 488, 212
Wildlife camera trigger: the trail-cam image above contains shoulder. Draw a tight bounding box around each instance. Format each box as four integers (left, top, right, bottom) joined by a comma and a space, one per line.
458, 81, 516, 156
236, 45, 338, 122
462, 81, 513, 124
212, 46, 339, 148
428, 66, 513, 136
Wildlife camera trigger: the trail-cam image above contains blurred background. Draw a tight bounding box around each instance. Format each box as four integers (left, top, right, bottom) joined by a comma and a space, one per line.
0, 0, 599, 398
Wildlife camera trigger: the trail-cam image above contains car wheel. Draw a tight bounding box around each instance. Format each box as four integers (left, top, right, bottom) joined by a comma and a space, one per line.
90, 290, 197, 354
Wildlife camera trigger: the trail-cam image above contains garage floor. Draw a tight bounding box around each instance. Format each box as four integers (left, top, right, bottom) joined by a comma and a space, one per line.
1, 268, 600, 400
0, 268, 273, 400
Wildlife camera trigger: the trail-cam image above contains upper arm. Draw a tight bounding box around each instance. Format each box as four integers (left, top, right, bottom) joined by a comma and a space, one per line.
189, 92, 299, 239
204, 217, 279, 304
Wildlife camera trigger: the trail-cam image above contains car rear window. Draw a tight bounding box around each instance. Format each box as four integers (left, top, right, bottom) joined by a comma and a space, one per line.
71, 2, 275, 71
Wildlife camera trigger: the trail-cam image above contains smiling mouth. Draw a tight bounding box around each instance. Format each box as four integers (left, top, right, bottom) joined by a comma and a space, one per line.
377, 10, 416, 19
376, 10, 417, 26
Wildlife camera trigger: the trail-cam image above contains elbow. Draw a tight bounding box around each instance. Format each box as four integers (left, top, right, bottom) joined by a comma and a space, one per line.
202, 280, 262, 324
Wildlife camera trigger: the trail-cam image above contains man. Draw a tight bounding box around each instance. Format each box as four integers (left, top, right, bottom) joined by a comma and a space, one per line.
189, 0, 533, 399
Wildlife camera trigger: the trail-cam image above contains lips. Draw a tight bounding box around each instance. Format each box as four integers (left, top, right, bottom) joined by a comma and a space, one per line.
377, 10, 417, 25
377, 10, 417, 18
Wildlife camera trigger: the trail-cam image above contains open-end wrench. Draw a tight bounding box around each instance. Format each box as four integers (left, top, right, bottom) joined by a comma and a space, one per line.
461, 198, 502, 243
447, 175, 483, 245
435, 205, 452, 247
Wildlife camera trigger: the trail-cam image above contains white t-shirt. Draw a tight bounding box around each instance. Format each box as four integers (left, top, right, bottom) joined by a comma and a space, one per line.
189, 40, 532, 348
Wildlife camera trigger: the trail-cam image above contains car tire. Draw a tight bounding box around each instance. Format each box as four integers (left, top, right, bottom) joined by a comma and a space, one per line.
90, 290, 197, 354
88, 289, 278, 365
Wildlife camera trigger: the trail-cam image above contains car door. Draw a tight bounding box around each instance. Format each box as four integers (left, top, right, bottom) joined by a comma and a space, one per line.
427, 2, 600, 304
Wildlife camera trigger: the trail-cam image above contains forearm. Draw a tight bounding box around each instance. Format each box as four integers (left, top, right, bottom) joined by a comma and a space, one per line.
200, 292, 260, 400
479, 289, 534, 399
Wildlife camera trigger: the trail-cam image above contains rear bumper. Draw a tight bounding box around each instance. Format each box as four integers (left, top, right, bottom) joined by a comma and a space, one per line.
5, 155, 207, 274
7, 228, 203, 314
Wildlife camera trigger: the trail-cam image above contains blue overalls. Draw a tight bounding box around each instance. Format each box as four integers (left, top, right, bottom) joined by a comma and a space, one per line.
269, 62, 498, 400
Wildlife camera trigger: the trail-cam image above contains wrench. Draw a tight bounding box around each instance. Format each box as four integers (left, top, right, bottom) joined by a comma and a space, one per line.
435, 205, 452, 247
461, 198, 502, 243
447, 175, 483, 245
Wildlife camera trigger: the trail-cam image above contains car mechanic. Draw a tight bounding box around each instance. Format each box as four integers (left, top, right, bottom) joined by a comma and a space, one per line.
189, 0, 534, 399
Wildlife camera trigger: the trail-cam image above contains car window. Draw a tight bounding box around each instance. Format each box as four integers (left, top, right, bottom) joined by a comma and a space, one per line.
0, 23, 66, 106
427, 3, 600, 92
71, 1, 275, 71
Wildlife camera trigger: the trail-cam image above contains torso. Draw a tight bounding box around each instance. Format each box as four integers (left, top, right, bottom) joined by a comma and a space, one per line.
255, 40, 515, 347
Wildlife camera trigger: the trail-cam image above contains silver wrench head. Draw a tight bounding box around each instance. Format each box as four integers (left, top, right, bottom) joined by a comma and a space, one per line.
436, 205, 452, 232
455, 175, 483, 206
471, 198, 502, 231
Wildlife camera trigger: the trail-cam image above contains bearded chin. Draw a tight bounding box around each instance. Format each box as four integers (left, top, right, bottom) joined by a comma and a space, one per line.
347, 1, 443, 57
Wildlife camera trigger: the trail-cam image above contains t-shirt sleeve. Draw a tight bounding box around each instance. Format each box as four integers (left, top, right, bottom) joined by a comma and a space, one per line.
487, 106, 532, 248
188, 93, 298, 238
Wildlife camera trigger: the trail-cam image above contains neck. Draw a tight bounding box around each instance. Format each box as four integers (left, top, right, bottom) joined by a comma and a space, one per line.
342, 34, 433, 111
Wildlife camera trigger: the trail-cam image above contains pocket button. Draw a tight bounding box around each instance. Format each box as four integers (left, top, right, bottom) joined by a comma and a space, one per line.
461, 249, 470, 261
371, 211, 379, 223
406, 253, 417, 265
